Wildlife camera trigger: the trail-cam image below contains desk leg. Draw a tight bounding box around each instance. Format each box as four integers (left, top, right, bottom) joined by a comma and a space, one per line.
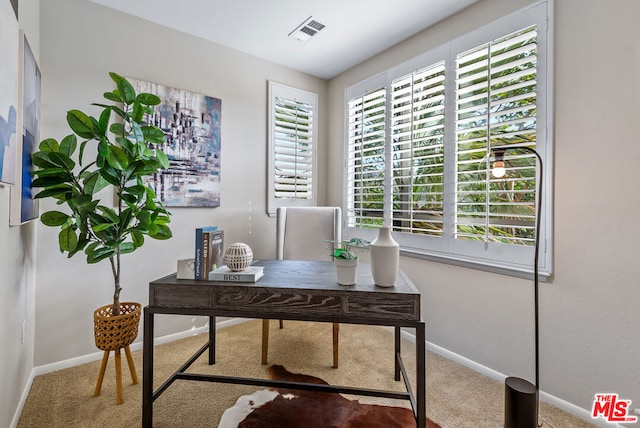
142, 308, 154, 428
416, 322, 426, 428
209, 316, 216, 365
394, 326, 401, 381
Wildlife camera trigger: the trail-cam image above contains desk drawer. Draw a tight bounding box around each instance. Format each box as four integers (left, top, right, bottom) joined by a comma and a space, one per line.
346, 295, 420, 321
215, 289, 342, 315
150, 284, 212, 309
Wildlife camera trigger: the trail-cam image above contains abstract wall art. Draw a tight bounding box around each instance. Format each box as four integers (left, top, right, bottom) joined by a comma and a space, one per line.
17, 34, 40, 223
0, 0, 19, 186
129, 78, 222, 208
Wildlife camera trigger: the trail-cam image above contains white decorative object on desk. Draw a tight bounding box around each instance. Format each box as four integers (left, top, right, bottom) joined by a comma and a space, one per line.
224, 243, 253, 271
176, 258, 195, 279
369, 226, 399, 287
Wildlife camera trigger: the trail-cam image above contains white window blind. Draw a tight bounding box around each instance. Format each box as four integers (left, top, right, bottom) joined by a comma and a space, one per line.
391, 63, 446, 236
274, 97, 314, 198
268, 82, 318, 216
346, 88, 386, 228
455, 25, 538, 245
344, 0, 553, 279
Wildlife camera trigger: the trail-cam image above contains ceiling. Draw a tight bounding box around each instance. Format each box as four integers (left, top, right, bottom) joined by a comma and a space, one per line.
88, 0, 480, 80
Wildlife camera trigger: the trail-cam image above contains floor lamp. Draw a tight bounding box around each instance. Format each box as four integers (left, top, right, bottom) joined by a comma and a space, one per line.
491, 146, 543, 428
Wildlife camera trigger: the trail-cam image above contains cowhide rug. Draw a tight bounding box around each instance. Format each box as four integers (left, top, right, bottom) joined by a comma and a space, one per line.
218, 365, 441, 428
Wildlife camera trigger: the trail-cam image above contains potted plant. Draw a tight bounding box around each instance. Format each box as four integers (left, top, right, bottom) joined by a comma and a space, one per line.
327, 238, 369, 285
31, 72, 172, 403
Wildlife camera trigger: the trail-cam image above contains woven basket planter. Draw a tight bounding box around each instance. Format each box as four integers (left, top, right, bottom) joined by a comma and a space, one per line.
93, 302, 141, 351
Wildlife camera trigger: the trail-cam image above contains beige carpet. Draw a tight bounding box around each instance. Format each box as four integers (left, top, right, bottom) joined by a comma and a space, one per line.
17, 320, 594, 428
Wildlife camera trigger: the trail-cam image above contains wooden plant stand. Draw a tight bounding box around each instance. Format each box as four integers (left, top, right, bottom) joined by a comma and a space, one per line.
93, 302, 142, 404
94, 346, 138, 404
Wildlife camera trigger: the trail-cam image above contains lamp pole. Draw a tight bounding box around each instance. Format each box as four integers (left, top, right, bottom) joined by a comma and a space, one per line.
492, 146, 543, 428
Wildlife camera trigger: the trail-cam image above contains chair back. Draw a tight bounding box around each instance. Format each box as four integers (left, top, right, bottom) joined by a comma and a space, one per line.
276, 207, 342, 261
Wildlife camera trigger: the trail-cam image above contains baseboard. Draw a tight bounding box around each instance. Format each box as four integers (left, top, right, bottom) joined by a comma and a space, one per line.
32, 317, 250, 376
399, 329, 620, 428
12, 318, 252, 428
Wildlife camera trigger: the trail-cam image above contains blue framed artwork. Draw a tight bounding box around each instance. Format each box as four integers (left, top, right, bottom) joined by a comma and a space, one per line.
129, 78, 222, 208
12, 34, 40, 223
0, 0, 19, 185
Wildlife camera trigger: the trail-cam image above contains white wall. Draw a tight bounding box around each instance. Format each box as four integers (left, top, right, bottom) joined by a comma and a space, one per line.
34, 0, 328, 366
0, 191, 36, 428
0, 1, 39, 427
328, 0, 640, 415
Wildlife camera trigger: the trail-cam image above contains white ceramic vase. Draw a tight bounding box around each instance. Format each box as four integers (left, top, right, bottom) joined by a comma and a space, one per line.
369, 226, 399, 287
335, 258, 358, 285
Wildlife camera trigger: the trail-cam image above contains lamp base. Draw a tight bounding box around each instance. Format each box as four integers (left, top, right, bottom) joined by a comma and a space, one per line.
504, 376, 538, 428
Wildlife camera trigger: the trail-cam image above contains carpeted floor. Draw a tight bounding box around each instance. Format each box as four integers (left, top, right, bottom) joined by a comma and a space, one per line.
17, 320, 595, 427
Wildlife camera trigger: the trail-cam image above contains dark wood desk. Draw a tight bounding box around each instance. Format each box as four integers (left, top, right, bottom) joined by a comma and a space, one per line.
143, 260, 426, 427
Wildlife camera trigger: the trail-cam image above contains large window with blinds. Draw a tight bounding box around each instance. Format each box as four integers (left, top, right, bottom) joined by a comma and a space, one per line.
344, 0, 553, 278
268, 82, 318, 216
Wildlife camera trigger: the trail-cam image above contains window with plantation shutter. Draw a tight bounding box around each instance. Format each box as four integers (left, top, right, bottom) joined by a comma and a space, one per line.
391, 63, 446, 237
455, 25, 538, 245
346, 88, 386, 228
268, 82, 318, 216
274, 98, 313, 198
344, 0, 553, 279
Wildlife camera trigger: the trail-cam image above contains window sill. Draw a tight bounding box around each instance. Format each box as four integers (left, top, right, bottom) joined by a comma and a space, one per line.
399, 247, 552, 282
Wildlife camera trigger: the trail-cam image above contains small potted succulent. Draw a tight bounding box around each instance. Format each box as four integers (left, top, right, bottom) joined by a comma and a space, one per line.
327, 238, 370, 285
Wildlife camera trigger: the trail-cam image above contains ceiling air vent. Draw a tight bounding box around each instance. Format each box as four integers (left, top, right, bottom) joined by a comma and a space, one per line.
288, 16, 326, 42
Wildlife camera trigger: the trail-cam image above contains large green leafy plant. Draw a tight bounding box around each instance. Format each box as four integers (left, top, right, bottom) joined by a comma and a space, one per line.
33, 72, 172, 315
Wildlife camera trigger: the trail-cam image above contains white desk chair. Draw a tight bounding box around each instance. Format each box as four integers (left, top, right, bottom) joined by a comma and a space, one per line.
262, 206, 342, 368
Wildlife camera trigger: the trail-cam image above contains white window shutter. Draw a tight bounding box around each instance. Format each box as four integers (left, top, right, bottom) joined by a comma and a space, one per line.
346, 88, 386, 228
273, 97, 314, 199
391, 63, 446, 236
455, 25, 538, 245
268, 82, 318, 216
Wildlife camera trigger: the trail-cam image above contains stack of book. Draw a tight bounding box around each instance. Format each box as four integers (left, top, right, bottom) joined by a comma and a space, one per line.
194, 226, 224, 280
209, 265, 264, 282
